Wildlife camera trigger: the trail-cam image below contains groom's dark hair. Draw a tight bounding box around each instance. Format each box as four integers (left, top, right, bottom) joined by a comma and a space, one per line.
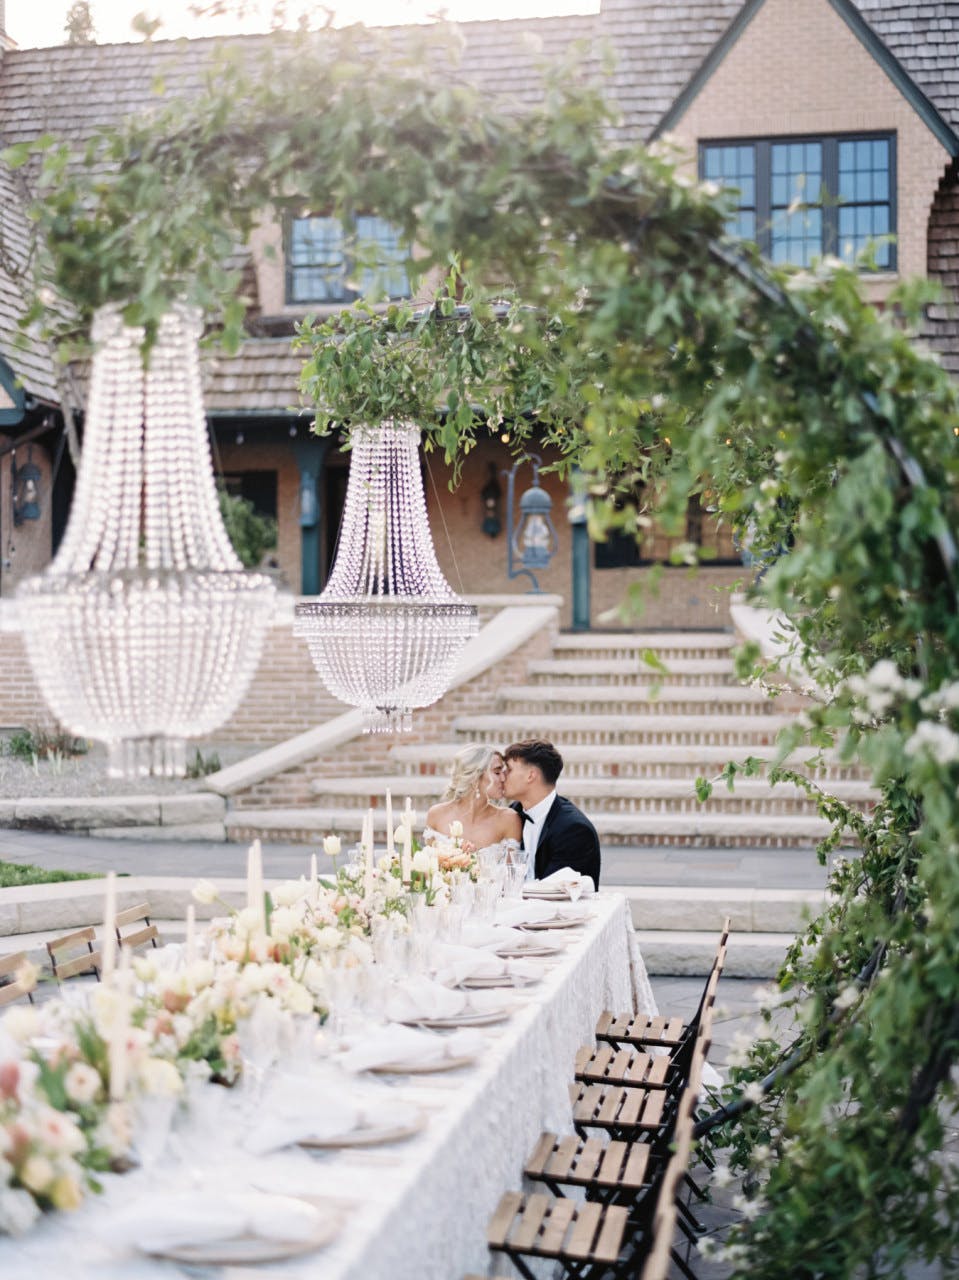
504, 739, 564, 786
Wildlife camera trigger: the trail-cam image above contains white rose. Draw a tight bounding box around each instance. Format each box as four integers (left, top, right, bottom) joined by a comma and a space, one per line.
64, 1062, 101, 1106
137, 1057, 183, 1097
191, 879, 218, 905
19, 1154, 54, 1195
1, 1005, 39, 1043
449, 820, 464, 839
36, 1106, 86, 1156
271, 881, 304, 908
268, 906, 297, 940
234, 907, 263, 937
313, 927, 343, 952
323, 835, 342, 858
0, 1184, 41, 1235
283, 984, 314, 1015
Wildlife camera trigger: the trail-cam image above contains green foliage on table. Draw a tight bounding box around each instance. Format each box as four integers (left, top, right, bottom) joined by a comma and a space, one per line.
7, 21, 959, 1274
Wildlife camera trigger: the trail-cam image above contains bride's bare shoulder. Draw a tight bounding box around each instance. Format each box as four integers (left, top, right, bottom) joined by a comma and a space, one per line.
425, 800, 455, 830
496, 806, 522, 839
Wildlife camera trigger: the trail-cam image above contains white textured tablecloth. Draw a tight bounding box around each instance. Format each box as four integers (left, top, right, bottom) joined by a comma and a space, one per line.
0, 893, 654, 1280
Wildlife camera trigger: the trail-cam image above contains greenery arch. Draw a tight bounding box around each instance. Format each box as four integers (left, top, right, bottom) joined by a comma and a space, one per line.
8, 24, 959, 1274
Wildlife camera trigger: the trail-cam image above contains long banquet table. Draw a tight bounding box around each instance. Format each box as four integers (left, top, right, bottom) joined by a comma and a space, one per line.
1, 892, 655, 1280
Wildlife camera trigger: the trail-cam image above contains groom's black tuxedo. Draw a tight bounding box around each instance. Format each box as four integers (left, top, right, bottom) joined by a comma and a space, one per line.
514, 795, 601, 887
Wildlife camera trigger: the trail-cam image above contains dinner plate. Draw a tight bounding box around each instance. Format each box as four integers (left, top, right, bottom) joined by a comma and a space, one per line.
299, 1112, 425, 1149
459, 972, 539, 989
495, 941, 563, 959
522, 887, 571, 900
408, 1007, 511, 1029
519, 916, 585, 932
142, 1198, 339, 1266
370, 1052, 476, 1074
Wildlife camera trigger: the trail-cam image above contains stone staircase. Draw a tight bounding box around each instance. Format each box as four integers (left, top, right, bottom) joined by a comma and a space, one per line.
234, 630, 870, 851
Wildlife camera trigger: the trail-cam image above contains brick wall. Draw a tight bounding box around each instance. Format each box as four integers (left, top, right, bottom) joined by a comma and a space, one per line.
228, 611, 559, 808
667, 0, 951, 288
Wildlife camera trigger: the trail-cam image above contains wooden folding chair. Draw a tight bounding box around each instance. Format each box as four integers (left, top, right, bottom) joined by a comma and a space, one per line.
46, 927, 101, 983
638, 1091, 699, 1280
596, 919, 730, 1063
575, 1042, 673, 1091
488, 1190, 631, 1280
115, 902, 159, 952
525, 1130, 655, 1211
0, 952, 35, 1006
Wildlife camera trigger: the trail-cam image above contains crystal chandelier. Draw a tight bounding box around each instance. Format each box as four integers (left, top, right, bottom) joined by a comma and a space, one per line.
294, 420, 478, 733
16, 304, 276, 778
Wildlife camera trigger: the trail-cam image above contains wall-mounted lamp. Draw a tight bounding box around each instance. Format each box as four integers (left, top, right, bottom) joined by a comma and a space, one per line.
299, 475, 319, 528
503, 455, 558, 592
11, 446, 41, 526
480, 462, 502, 538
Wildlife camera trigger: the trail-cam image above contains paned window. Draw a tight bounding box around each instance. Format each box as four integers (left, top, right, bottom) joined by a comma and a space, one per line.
286, 214, 411, 305
700, 134, 895, 270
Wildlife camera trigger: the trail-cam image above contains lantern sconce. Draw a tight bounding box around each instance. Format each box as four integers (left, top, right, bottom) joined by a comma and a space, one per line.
503, 454, 558, 593
480, 462, 502, 538
11, 446, 41, 526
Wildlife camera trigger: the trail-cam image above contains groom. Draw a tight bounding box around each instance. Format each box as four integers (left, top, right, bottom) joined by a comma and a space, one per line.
503, 739, 601, 888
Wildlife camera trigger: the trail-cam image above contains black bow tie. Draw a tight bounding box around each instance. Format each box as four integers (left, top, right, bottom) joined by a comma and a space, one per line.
511, 801, 533, 823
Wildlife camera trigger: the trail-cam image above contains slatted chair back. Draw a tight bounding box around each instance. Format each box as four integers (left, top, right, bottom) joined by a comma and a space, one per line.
0, 952, 35, 1006
595, 917, 731, 1063
46, 927, 101, 983
487, 1189, 632, 1280
639, 1101, 697, 1280
115, 902, 159, 953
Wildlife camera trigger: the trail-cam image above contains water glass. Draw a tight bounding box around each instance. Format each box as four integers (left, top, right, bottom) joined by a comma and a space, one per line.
475, 880, 500, 921
504, 864, 528, 900
132, 1091, 177, 1176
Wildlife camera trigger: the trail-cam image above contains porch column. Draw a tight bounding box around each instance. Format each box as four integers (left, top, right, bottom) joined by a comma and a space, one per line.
293, 435, 330, 596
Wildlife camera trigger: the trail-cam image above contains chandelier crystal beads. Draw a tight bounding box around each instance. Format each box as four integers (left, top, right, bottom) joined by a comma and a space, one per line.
294, 421, 478, 732
16, 304, 276, 778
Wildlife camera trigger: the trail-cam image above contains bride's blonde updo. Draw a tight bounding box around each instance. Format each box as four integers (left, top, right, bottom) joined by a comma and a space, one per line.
441, 744, 500, 802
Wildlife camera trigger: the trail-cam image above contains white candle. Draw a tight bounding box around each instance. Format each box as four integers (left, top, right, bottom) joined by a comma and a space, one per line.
251, 839, 266, 932
245, 843, 254, 912
309, 853, 318, 906
401, 820, 412, 883
385, 790, 395, 859
109, 948, 131, 1102
100, 871, 117, 981
404, 796, 413, 827
185, 904, 196, 966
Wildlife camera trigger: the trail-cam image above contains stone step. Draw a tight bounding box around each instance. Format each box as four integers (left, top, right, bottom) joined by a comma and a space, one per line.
637, 930, 790, 978
386, 741, 866, 781
311, 773, 876, 816
226, 805, 851, 847
451, 712, 796, 746
526, 658, 737, 686
497, 684, 789, 716
0, 793, 226, 833
554, 631, 736, 659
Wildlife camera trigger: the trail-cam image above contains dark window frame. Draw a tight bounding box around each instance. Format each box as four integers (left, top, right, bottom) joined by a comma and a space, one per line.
284, 212, 412, 306
700, 132, 897, 272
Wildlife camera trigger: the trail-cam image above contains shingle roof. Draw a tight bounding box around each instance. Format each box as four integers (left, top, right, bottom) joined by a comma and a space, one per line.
200, 336, 304, 414
855, 1, 959, 131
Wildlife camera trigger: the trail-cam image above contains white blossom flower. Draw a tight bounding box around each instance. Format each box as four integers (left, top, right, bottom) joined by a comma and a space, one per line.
271, 881, 305, 908
0, 1185, 41, 1235
138, 1057, 183, 1097
905, 721, 959, 765
449, 820, 464, 839
733, 1191, 765, 1221
64, 1061, 101, 1106
19, 1155, 54, 1195
833, 983, 859, 1011
712, 1163, 734, 1188
2, 1005, 39, 1042
411, 849, 433, 875
322, 835, 341, 858
743, 1080, 765, 1105
192, 879, 218, 905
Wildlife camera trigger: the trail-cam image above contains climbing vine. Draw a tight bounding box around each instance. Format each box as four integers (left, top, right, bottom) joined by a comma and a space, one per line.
6, 22, 959, 1275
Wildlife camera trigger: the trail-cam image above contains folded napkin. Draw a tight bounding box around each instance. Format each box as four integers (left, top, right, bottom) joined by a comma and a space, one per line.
495, 899, 561, 928
112, 1190, 322, 1252
431, 942, 507, 987
534, 867, 596, 896
383, 976, 467, 1022
336, 1023, 484, 1073
245, 1086, 412, 1154
460, 920, 529, 951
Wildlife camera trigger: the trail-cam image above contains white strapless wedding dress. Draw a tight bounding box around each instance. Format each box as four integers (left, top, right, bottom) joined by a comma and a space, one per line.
423, 827, 521, 865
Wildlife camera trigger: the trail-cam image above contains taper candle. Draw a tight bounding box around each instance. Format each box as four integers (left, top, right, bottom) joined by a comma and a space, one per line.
100, 871, 117, 981
401, 819, 413, 883
309, 853, 318, 906
385, 789, 395, 859
108, 948, 132, 1101
185, 904, 196, 966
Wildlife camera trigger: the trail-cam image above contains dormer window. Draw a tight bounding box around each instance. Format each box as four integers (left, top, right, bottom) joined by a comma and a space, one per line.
286, 213, 411, 305
700, 133, 896, 271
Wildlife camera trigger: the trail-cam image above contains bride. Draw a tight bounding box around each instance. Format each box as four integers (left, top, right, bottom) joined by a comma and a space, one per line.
424, 744, 522, 861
